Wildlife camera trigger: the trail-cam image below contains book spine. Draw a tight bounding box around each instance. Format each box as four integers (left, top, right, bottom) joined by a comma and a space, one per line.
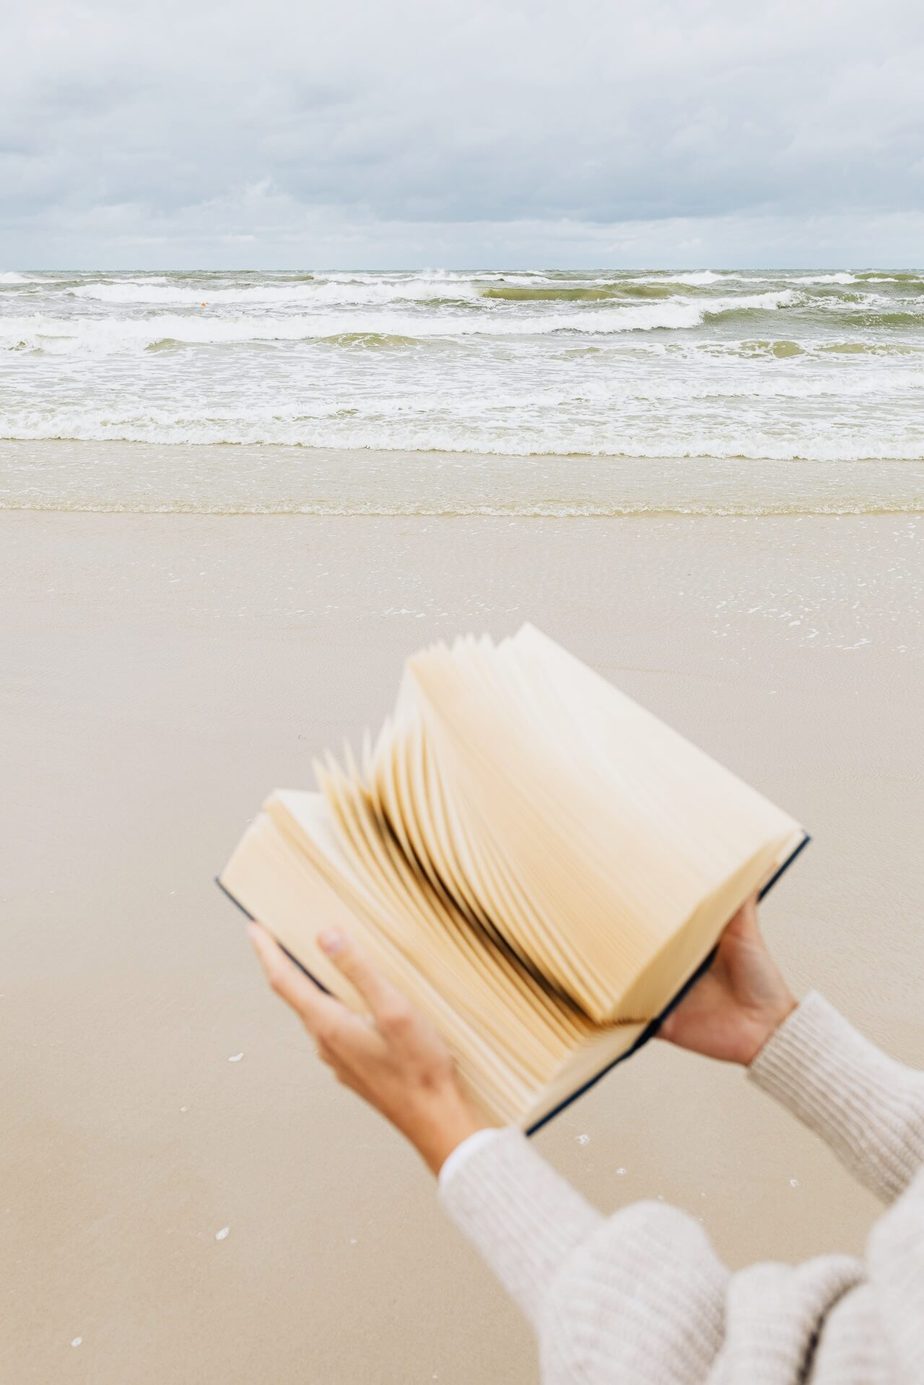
214, 877, 332, 994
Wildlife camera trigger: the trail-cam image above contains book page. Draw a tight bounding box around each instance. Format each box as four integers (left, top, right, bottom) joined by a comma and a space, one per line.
266, 790, 610, 1103
405, 631, 802, 1021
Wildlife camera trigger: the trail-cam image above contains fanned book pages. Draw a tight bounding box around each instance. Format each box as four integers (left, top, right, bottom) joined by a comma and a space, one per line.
218, 624, 808, 1132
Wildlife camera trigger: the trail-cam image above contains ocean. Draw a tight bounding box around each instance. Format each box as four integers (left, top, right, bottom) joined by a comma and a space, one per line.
2, 268, 923, 515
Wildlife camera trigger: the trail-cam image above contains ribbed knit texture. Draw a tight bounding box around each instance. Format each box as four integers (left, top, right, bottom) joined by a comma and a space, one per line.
748, 990, 924, 1203
440, 992, 924, 1383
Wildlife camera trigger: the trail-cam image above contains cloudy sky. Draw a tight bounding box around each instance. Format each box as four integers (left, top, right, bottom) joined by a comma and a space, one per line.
4, 0, 924, 268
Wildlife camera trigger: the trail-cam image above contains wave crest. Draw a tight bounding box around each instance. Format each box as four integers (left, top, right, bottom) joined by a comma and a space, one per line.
0, 290, 799, 356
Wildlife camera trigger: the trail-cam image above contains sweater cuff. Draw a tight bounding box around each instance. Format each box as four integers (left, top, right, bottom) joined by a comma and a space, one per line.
438, 1126, 503, 1186
748, 990, 924, 1202
438, 1127, 601, 1326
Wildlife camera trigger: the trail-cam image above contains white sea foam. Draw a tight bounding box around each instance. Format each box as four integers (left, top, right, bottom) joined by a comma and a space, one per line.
4, 403, 924, 460
69, 275, 486, 307
630, 270, 766, 286
2, 269, 924, 505
0, 291, 798, 357
794, 272, 857, 285
663, 270, 724, 286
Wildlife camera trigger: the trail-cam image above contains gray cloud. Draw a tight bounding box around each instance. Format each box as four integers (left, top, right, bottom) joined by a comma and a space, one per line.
3, 0, 923, 266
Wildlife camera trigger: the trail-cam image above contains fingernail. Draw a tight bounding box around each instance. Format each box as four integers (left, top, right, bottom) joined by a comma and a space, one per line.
246, 921, 261, 941
318, 928, 344, 955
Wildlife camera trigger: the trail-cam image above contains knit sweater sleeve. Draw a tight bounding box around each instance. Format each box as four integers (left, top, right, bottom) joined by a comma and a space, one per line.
747, 990, 924, 1203
439, 1128, 728, 1382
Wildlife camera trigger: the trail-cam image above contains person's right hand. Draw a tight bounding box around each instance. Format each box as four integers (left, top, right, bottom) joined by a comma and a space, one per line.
658, 894, 797, 1065
247, 922, 491, 1173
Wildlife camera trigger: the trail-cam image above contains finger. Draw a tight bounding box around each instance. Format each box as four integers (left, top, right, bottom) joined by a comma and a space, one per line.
725, 892, 760, 942
248, 922, 345, 1036
657, 1010, 677, 1041
317, 929, 410, 1028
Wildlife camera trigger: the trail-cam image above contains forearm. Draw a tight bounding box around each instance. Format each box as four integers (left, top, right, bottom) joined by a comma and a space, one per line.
438, 1127, 603, 1325
748, 990, 924, 1202
439, 1128, 729, 1379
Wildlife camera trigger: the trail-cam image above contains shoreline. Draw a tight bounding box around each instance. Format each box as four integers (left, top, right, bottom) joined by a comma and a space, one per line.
2, 438, 923, 517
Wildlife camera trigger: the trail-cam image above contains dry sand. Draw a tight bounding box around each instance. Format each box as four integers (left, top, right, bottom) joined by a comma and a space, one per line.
2, 509, 922, 1384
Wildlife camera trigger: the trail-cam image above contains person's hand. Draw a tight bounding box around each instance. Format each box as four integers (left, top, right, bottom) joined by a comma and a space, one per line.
658, 894, 797, 1065
247, 922, 492, 1173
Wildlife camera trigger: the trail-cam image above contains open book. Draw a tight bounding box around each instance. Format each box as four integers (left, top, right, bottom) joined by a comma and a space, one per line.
219, 625, 808, 1132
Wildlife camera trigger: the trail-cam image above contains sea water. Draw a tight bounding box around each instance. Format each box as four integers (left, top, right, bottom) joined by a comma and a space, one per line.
1, 268, 923, 514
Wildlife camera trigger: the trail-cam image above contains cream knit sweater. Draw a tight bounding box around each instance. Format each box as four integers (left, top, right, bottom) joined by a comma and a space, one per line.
439, 993, 924, 1383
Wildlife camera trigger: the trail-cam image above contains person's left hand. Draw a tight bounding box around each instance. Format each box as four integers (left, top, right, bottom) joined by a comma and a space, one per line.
657, 894, 796, 1064
247, 922, 492, 1173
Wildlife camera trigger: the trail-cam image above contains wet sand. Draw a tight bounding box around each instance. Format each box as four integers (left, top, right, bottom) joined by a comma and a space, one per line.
2, 509, 922, 1384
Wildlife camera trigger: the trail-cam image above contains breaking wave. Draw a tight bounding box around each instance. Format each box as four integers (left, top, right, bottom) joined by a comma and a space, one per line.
2, 268, 923, 487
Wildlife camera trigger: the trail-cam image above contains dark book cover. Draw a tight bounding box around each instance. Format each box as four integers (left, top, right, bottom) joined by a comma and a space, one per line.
216, 830, 810, 1135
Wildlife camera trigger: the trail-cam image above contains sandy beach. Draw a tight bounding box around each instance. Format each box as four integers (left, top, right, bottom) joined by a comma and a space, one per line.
2, 507, 922, 1384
